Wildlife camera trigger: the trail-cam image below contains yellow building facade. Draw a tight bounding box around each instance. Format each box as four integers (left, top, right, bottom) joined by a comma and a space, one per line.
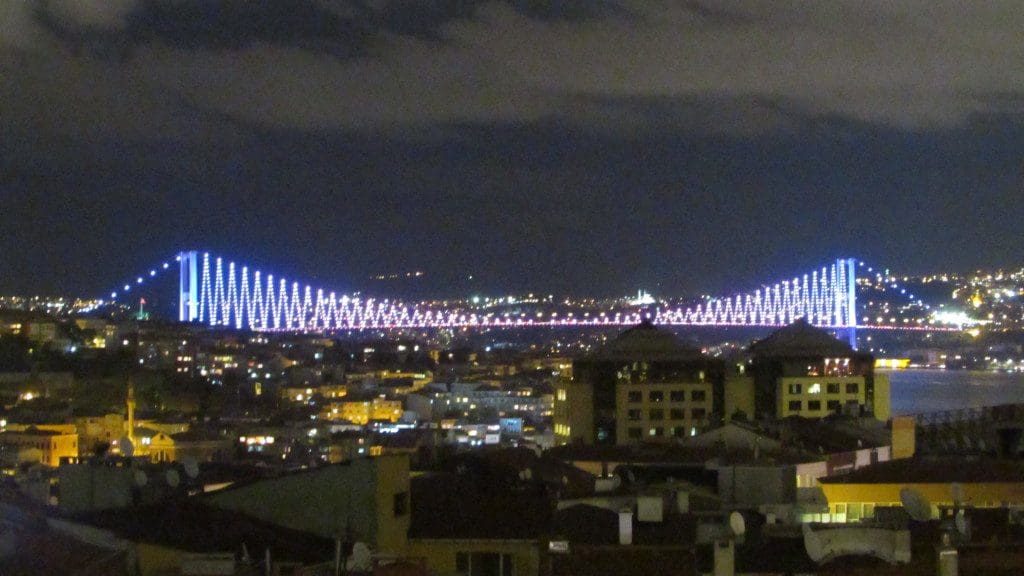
322, 397, 404, 425
555, 321, 726, 446
748, 321, 891, 422
0, 428, 79, 467
774, 372, 890, 421
553, 380, 592, 445
819, 459, 1024, 523
821, 480, 1024, 522
615, 379, 712, 443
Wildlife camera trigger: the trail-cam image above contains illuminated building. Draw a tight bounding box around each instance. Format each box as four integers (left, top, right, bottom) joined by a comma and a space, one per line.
746, 319, 890, 421
206, 454, 411, 557
0, 427, 79, 467
554, 321, 725, 446
819, 458, 1024, 522
321, 396, 404, 425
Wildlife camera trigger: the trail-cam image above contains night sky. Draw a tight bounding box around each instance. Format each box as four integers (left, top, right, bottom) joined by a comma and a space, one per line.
2, 1, 1023, 300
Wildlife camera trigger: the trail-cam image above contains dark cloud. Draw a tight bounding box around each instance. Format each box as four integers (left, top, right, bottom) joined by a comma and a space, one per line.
1, 1, 1023, 299
5, 1, 1024, 136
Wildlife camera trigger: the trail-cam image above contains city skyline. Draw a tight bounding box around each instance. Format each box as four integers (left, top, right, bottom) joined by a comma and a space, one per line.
3, 2, 1023, 296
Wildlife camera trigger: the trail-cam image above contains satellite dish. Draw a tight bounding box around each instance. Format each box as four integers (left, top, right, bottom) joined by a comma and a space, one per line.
182, 457, 200, 479
803, 523, 825, 563
900, 487, 932, 522
951, 483, 964, 506
729, 511, 746, 536
133, 470, 148, 487
349, 542, 372, 571
120, 437, 135, 458
165, 469, 181, 487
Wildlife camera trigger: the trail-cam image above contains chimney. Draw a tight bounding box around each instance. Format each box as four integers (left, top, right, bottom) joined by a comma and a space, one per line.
714, 539, 735, 576
676, 490, 690, 514
892, 416, 915, 459
618, 508, 633, 545
937, 546, 958, 576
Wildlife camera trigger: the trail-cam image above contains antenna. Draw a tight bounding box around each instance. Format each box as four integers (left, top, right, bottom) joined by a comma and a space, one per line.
166, 468, 181, 488
133, 469, 148, 487
900, 487, 932, 522
182, 457, 200, 479
729, 511, 746, 536
951, 482, 964, 506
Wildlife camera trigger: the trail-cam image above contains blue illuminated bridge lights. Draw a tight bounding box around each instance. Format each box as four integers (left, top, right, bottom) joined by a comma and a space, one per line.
108, 259, 175, 302
855, 260, 933, 328
102, 251, 952, 333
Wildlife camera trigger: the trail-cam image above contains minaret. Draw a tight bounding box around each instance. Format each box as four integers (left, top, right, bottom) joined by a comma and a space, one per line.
126, 378, 136, 444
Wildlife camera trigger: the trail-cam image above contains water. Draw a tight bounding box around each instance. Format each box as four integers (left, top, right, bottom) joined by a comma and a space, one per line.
888, 369, 1024, 415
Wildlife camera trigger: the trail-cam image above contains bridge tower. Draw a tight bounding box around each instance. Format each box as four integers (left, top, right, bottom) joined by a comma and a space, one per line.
178, 250, 199, 322
839, 257, 858, 349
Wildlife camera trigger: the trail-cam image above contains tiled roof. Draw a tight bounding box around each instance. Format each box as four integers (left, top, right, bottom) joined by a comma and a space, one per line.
584, 321, 705, 362
748, 319, 854, 358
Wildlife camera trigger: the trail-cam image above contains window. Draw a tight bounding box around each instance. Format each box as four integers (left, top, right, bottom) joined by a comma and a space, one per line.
808, 383, 821, 394
788, 400, 802, 412
788, 383, 802, 395
848, 503, 862, 521
556, 389, 566, 401
649, 409, 664, 420
627, 391, 642, 403
393, 492, 409, 517
692, 408, 707, 420
827, 400, 841, 411
670, 390, 686, 402
808, 400, 822, 411
649, 391, 664, 403
691, 390, 706, 402
672, 426, 687, 437
846, 383, 859, 394
627, 409, 642, 421
827, 383, 840, 394
670, 408, 685, 420
627, 427, 643, 439
649, 427, 664, 437
455, 552, 514, 576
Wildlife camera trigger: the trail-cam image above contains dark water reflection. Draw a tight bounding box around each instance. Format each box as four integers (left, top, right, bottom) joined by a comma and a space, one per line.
888, 369, 1024, 415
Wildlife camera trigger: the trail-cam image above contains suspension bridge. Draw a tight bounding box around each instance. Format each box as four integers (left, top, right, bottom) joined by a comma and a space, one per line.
101, 251, 944, 338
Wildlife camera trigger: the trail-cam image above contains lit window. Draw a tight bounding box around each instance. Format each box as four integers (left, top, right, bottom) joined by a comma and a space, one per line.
808, 383, 821, 394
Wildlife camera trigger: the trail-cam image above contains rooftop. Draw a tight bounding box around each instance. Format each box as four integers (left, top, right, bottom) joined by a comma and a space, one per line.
68, 499, 333, 563
584, 321, 704, 362
0, 427, 69, 437
820, 457, 1024, 485
748, 319, 854, 358
409, 471, 553, 540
